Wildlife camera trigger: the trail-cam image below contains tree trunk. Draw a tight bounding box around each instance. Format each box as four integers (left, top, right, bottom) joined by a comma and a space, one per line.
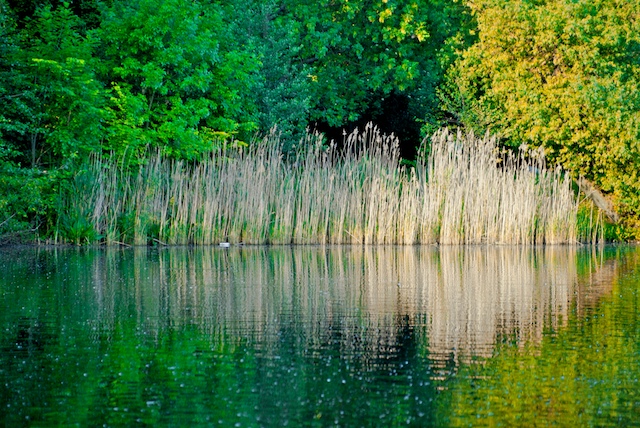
30, 133, 37, 167
577, 177, 619, 224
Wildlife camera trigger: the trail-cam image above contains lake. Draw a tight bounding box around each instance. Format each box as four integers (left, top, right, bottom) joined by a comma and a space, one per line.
1, 245, 639, 426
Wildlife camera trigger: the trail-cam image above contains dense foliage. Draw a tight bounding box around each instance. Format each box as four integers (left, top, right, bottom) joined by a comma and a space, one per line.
442, 0, 640, 233
0, 0, 637, 242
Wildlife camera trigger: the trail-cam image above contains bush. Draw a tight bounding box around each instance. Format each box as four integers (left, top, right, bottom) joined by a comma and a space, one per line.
0, 162, 56, 243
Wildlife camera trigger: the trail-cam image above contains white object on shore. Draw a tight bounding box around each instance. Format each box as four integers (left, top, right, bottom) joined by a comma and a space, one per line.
219, 242, 231, 248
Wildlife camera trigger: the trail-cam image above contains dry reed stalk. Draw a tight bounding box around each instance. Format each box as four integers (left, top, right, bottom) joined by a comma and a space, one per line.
64, 125, 581, 245
427, 129, 578, 245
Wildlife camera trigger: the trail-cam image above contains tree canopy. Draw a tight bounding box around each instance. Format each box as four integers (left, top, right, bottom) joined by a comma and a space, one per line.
442, 0, 640, 229
1, 0, 473, 164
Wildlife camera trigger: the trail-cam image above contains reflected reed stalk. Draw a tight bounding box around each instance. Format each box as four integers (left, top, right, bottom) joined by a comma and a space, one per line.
80, 246, 602, 363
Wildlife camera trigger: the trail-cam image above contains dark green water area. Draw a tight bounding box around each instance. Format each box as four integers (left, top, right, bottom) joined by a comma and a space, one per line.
1, 245, 639, 426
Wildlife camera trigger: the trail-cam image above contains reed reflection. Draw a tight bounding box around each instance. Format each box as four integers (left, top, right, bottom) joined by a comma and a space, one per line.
84, 246, 610, 364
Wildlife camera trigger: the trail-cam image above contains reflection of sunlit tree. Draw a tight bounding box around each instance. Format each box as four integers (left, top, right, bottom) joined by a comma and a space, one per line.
1, 246, 634, 426
437, 247, 640, 426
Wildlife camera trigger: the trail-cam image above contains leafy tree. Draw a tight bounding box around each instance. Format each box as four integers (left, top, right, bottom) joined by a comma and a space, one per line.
0, 1, 105, 168
226, 0, 314, 149
284, 0, 428, 127
285, 0, 471, 125
4, 0, 105, 30
0, 0, 21, 162
443, 0, 640, 231
0, 1, 104, 239
97, 0, 261, 160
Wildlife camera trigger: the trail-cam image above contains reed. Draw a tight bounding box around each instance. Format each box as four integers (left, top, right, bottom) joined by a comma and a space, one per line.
59, 125, 583, 245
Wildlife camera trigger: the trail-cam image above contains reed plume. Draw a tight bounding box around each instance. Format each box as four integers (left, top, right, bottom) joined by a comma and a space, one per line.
59, 125, 580, 245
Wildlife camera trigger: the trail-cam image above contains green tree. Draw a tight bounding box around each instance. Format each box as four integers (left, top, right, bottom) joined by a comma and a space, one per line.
0, 1, 105, 169
97, 0, 261, 160
280, 0, 474, 138
0, 1, 103, 239
0, 0, 22, 164
226, 0, 314, 148
286, 0, 430, 126
443, 0, 640, 231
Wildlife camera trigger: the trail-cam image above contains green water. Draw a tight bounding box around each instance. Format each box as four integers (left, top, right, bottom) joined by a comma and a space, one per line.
1, 245, 638, 426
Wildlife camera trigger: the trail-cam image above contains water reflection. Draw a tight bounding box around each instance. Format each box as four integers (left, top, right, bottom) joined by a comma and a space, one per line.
0, 245, 629, 426
73, 246, 606, 362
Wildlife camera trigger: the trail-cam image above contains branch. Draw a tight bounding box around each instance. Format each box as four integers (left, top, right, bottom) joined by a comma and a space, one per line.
1, 92, 29, 100
0, 214, 16, 229
577, 177, 620, 224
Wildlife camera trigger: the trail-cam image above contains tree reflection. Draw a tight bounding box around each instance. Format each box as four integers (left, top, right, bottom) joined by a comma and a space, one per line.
0, 245, 630, 426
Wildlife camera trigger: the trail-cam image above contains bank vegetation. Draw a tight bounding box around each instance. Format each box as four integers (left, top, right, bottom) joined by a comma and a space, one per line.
56, 126, 582, 246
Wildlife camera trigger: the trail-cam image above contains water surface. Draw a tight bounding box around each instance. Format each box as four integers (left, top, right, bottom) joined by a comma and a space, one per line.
1, 245, 638, 426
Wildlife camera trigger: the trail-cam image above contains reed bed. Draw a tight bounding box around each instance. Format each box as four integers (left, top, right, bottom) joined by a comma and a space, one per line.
60, 124, 579, 245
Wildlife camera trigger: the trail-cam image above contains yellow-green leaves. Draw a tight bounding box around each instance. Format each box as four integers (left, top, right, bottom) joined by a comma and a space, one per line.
445, 0, 640, 231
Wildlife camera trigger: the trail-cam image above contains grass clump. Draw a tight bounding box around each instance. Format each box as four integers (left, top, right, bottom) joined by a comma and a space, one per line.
56, 125, 580, 245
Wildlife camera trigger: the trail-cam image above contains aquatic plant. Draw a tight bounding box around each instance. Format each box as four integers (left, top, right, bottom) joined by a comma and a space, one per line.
57, 125, 581, 245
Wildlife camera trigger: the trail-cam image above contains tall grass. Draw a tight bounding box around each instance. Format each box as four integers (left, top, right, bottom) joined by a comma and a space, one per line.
58, 125, 580, 245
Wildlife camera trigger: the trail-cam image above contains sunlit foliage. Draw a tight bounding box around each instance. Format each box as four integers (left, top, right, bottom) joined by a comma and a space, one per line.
443, 0, 640, 232
0, 0, 638, 240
